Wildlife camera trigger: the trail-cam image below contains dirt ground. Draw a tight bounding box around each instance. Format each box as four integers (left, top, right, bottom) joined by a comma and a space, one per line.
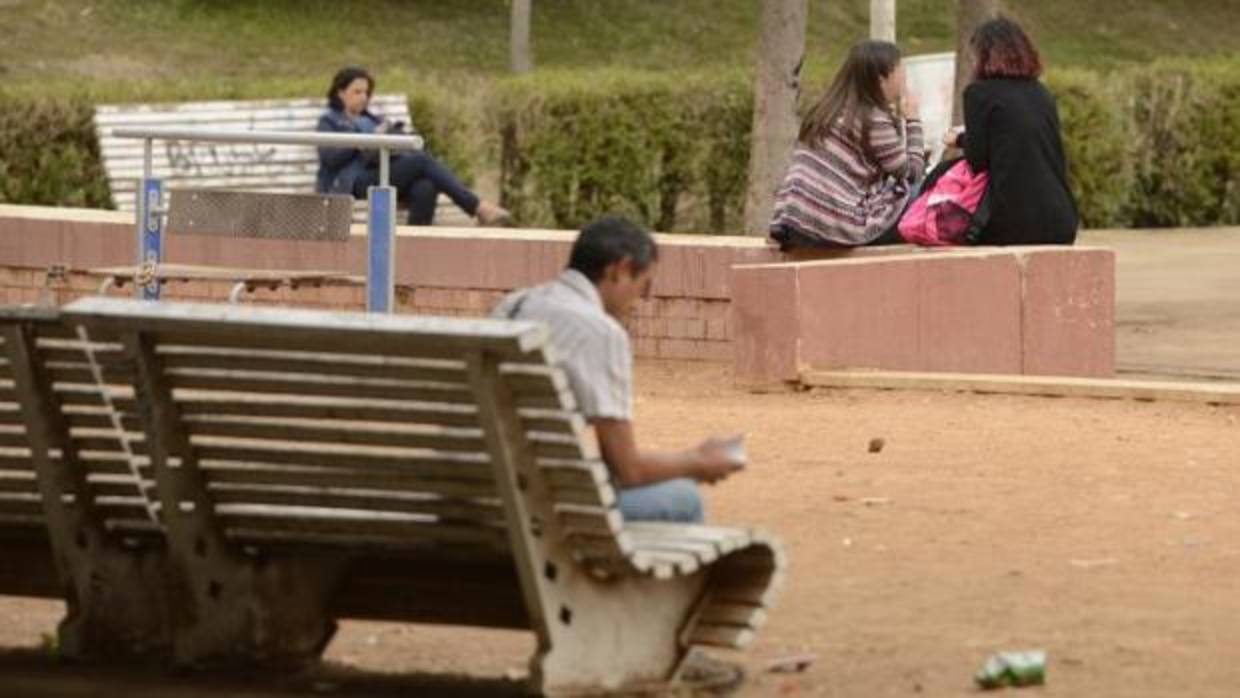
1086, 228, 1240, 382
2, 360, 1238, 696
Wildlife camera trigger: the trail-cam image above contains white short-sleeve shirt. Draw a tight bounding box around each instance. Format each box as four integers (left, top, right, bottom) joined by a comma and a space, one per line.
491, 270, 633, 420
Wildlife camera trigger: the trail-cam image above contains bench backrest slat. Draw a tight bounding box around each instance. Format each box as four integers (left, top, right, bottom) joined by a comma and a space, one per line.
0, 333, 39, 525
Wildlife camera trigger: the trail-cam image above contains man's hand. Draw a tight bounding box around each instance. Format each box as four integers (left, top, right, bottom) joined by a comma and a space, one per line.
693, 436, 746, 484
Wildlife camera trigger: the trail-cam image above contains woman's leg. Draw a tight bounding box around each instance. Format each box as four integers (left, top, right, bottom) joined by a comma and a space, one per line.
404, 178, 439, 226
390, 152, 480, 217
351, 170, 378, 199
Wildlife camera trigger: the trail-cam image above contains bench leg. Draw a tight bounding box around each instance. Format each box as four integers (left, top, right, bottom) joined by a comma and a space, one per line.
529, 568, 704, 696
125, 331, 345, 667
3, 323, 177, 660
168, 555, 345, 668
54, 542, 178, 661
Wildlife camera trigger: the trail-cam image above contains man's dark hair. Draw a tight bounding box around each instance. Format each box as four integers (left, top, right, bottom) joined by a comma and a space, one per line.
568, 215, 659, 283
326, 66, 374, 111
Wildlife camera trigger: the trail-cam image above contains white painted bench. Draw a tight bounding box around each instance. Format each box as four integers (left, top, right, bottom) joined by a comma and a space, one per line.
93, 95, 471, 226
0, 298, 785, 695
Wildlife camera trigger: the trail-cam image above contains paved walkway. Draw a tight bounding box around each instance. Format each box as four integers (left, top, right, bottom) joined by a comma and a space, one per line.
1082, 228, 1240, 382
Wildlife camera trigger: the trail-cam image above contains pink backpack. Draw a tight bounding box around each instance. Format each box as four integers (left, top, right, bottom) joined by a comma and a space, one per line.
898, 159, 989, 246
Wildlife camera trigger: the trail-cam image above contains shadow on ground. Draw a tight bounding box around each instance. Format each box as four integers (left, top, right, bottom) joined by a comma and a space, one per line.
0, 647, 528, 698
0, 647, 724, 698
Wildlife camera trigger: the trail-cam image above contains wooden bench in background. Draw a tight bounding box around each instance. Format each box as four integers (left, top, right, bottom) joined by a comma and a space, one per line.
0, 298, 785, 695
94, 95, 471, 226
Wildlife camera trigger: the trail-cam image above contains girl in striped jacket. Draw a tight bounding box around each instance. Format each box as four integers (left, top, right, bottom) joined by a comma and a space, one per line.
770, 40, 925, 249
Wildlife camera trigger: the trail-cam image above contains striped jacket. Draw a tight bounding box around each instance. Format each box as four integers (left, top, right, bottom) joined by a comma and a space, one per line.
770, 111, 925, 247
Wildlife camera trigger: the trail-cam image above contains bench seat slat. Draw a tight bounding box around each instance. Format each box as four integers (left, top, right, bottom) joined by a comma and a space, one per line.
193, 442, 488, 472
159, 351, 467, 384
71, 436, 144, 455
0, 512, 44, 527
207, 486, 502, 523
696, 602, 769, 629
165, 372, 571, 410
86, 479, 154, 498
221, 527, 504, 554
175, 396, 481, 428
201, 464, 497, 500
217, 512, 508, 550
0, 431, 31, 448
64, 413, 144, 431
0, 452, 35, 471
686, 623, 756, 649
38, 347, 126, 364
63, 299, 549, 363
183, 419, 487, 453
183, 419, 585, 460
0, 496, 45, 518
630, 548, 701, 579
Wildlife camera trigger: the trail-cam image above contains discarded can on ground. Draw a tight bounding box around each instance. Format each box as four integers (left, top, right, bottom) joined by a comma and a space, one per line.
974, 649, 1046, 690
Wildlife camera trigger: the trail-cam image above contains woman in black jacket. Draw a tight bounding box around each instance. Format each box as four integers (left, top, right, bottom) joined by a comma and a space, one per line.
316, 67, 509, 226
948, 18, 1078, 245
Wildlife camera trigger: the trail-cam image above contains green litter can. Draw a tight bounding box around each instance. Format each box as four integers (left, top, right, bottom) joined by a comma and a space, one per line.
974, 649, 1047, 689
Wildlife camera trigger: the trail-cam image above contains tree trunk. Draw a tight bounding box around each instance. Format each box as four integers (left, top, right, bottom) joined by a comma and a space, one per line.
952, 0, 999, 124
870, 0, 896, 42
742, 0, 807, 236
510, 0, 533, 74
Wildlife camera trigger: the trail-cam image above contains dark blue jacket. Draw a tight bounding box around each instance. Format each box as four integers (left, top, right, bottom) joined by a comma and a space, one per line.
315, 108, 379, 195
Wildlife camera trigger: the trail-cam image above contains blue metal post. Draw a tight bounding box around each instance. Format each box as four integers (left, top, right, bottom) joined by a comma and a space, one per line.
136, 177, 164, 301
366, 184, 396, 313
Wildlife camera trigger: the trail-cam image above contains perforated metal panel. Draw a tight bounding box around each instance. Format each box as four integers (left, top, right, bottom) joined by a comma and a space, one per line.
166, 188, 354, 242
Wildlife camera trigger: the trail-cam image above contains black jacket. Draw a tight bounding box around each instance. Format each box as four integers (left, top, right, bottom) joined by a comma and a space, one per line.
963, 79, 1079, 245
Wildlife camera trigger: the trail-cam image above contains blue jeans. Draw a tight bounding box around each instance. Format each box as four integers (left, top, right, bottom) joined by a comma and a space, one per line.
618, 478, 704, 523
353, 151, 479, 225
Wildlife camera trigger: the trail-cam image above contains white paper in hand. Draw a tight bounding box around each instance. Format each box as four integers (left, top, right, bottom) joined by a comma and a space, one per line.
720, 434, 748, 468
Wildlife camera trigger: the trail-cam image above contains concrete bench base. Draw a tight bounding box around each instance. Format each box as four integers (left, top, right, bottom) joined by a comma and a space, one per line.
731, 247, 1115, 386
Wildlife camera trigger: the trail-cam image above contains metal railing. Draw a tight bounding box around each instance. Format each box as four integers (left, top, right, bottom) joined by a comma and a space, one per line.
112, 126, 425, 313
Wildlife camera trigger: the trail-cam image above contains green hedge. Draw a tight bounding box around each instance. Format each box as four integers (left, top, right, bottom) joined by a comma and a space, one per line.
491, 70, 751, 233
1127, 62, 1240, 227
2, 60, 1238, 231
492, 60, 1240, 232
0, 94, 111, 209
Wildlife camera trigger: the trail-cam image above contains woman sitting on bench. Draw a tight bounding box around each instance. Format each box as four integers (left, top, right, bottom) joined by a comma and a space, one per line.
316, 66, 509, 226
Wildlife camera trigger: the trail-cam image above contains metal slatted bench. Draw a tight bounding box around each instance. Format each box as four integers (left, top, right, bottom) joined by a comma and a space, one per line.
0, 298, 785, 696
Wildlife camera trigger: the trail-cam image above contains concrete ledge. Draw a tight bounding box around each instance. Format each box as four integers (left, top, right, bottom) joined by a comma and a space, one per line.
802, 370, 1240, 406
732, 247, 1116, 385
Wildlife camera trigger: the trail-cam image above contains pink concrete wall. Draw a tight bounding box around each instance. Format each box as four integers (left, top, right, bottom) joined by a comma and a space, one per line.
0, 206, 1115, 374
0, 205, 804, 361
732, 248, 1116, 384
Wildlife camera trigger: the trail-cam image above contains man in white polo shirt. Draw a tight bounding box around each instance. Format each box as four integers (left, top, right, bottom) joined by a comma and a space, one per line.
492, 215, 743, 522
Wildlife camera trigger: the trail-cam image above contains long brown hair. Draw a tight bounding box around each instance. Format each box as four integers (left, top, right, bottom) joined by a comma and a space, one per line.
799, 40, 901, 146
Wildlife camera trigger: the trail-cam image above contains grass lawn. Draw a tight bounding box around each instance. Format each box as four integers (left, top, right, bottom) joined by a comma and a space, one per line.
1, 0, 1237, 101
